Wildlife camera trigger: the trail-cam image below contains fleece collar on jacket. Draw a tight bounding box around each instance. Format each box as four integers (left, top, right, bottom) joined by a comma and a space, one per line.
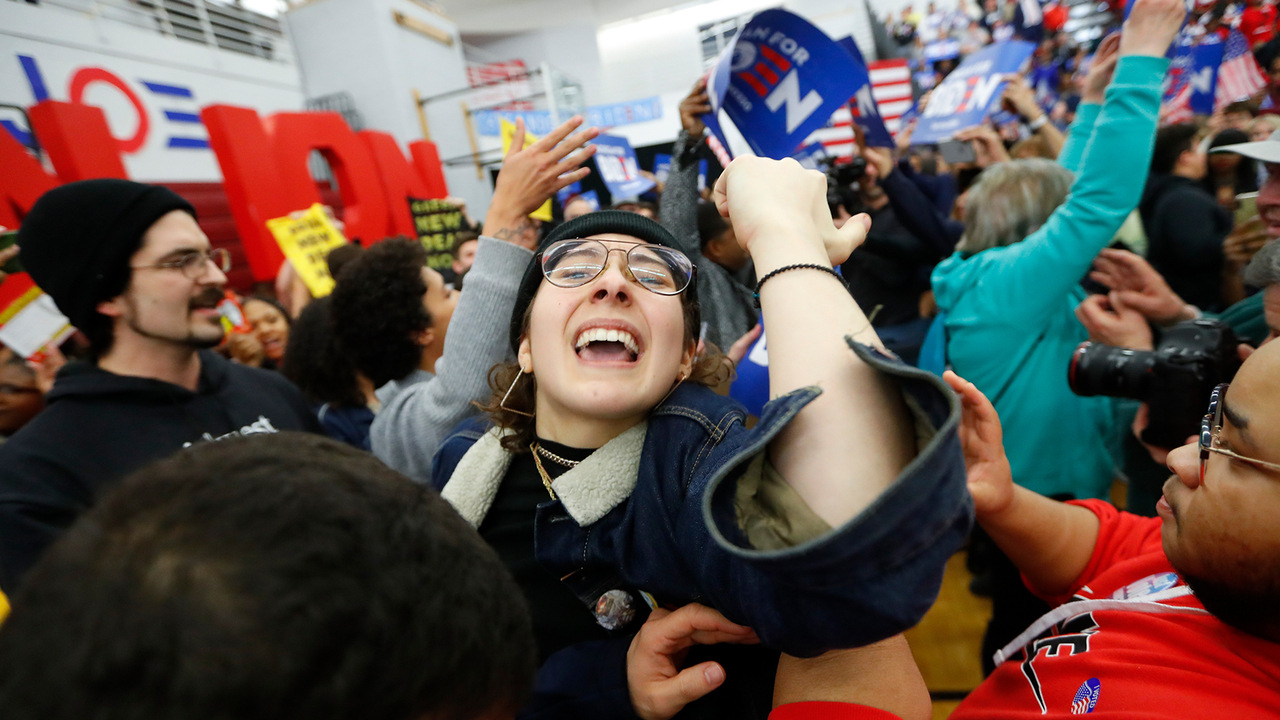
441, 422, 648, 528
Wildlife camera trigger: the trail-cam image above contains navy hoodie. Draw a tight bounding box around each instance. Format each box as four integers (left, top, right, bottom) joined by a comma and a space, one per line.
0, 350, 320, 592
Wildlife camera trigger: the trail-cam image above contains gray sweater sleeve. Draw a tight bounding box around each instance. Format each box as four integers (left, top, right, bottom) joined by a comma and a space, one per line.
659, 130, 758, 349
369, 237, 532, 483
659, 130, 704, 258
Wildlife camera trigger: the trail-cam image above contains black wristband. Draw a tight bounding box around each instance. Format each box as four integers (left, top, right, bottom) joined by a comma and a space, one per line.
753, 263, 847, 307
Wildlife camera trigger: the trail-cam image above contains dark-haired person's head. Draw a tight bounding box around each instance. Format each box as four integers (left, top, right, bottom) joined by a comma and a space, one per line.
1151, 123, 1207, 179
1163, 340, 1280, 643
280, 296, 367, 410
1207, 128, 1259, 194
331, 238, 458, 387
242, 296, 291, 366
611, 200, 658, 219
16, 180, 225, 361
325, 242, 364, 283
695, 201, 749, 273
0, 432, 535, 720
452, 230, 480, 280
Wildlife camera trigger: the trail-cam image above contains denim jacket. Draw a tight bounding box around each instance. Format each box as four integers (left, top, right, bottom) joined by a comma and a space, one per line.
433, 340, 972, 659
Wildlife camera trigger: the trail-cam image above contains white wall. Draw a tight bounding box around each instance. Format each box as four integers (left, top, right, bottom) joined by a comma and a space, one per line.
285, 0, 494, 214
594, 0, 877, 153
464, 24, 604, 104
1, 0, 304, 182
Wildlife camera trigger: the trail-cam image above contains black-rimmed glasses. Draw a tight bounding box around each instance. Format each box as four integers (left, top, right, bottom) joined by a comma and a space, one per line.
131, 248, 231, 280
1200, 383, 1280, 482
541, 239, 694, 296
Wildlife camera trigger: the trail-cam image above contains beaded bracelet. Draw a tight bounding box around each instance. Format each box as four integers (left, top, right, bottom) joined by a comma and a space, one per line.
753, 263, 847, 307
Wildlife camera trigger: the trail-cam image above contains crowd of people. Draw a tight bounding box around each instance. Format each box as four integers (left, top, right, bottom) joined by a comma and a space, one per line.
1, 0, 1280, 716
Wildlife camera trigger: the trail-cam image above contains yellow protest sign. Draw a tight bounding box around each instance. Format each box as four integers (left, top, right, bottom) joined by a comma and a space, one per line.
266, 204, 348, 298
500, 118, 552, 222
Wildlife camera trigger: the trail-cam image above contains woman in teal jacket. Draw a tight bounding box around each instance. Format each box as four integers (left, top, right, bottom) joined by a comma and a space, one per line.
931, 39, 1166, 503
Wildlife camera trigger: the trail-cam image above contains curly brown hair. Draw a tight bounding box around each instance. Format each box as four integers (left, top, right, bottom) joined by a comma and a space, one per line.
478, 292, 732, 454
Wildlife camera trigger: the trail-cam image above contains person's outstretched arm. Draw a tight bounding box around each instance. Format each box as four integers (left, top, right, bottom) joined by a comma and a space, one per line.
371, 117, 599, 482
942, 371, 1099, 596
867, 145, 964, 259
715, 156, 914, 527
975, 0, 1185, 328
1054, 34, 1116, 174
657, 79, 709, 259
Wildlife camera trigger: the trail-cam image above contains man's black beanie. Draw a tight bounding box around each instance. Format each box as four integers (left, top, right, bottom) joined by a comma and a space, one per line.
17, 179, 196, 331
508, 210, 699, 353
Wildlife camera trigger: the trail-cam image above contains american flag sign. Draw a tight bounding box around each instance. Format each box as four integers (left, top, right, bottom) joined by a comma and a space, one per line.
1216, 29, 1267, 107
804, 59, 913, 160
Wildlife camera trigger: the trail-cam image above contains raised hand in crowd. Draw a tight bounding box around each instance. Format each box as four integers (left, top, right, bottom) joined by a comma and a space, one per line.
483, 115, 599, 249
1080, 32, 1121, 105
1089, 247, 1197, 325
952, 125, 1010, 168
1117, 0, 1186, 59
28, 343, 66, 395
895, 117, 917, 152
725, 322, 763, 366
1224, 215, 1270, 268
678, 77, 712, 138
1075, 293, 1154, 350
999, 73, 1041, 120
863, 144, 897, 180
226, 331, 266, 368
626, 603, 758, 720
942, 371, 1014, 519
1001, 73, 1065, 157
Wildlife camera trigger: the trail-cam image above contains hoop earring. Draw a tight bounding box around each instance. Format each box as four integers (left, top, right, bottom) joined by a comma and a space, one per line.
657, 372, 688, 408
501, 368, 536, 418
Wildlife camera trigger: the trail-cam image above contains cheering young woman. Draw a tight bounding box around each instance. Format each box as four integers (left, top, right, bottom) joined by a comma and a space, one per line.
433, 157, 970, 718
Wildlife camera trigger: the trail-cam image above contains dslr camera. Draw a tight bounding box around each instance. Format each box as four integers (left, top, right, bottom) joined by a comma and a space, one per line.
826, 156, 868, 188
1067, 318, 1242, 449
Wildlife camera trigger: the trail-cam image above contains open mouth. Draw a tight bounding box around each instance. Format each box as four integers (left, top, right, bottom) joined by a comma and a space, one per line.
574, 327, 641, 364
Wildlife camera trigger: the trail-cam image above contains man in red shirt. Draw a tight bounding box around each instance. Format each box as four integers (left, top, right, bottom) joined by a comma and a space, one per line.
731, 296, 1280, 720
1239, 0, 1277, 48
744, 296, 1280, 720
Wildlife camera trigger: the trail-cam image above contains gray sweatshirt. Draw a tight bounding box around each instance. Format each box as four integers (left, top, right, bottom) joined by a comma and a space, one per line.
370, 236, 532, 484
659, 130, 759, 349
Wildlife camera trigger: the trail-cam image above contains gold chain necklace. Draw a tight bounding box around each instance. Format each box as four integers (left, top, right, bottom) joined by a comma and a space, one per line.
529, 445, 559, 500
534, 443, 581, 468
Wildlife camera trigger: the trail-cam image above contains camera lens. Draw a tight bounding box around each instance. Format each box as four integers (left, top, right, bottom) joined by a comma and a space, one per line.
1067, 342, 1157, 401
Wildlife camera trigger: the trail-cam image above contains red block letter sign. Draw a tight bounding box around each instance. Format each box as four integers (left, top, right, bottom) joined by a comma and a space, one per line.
202, 104, 295, 281
0, 130, 59, 229
28, 100, 128, 181
359, 130, 430, 239
408, 140, 450, 199
265, 112, 390, 244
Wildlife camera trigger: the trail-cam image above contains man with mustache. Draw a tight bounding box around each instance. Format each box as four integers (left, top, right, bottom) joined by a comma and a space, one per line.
0, 179, 319, 593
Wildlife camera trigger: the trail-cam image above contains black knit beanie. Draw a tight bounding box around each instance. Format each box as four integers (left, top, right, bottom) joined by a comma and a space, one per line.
508, 210, 699, 353
17, 179, 197, 331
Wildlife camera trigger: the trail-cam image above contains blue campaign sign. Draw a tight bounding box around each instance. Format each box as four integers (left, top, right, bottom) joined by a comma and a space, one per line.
924, 39, 962, 62
912, 40, 1036, 145
652, 154, 707, 188
576, 190, 601, 212
729, 327, 770, 417
792, 141, 828, 169
557, 180, 582, 207
592, 134, 655, 199
653, 153, 672, 184
1170, 36, 1223, 115
835, 36, 895, 148
702, 8, 864, 159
